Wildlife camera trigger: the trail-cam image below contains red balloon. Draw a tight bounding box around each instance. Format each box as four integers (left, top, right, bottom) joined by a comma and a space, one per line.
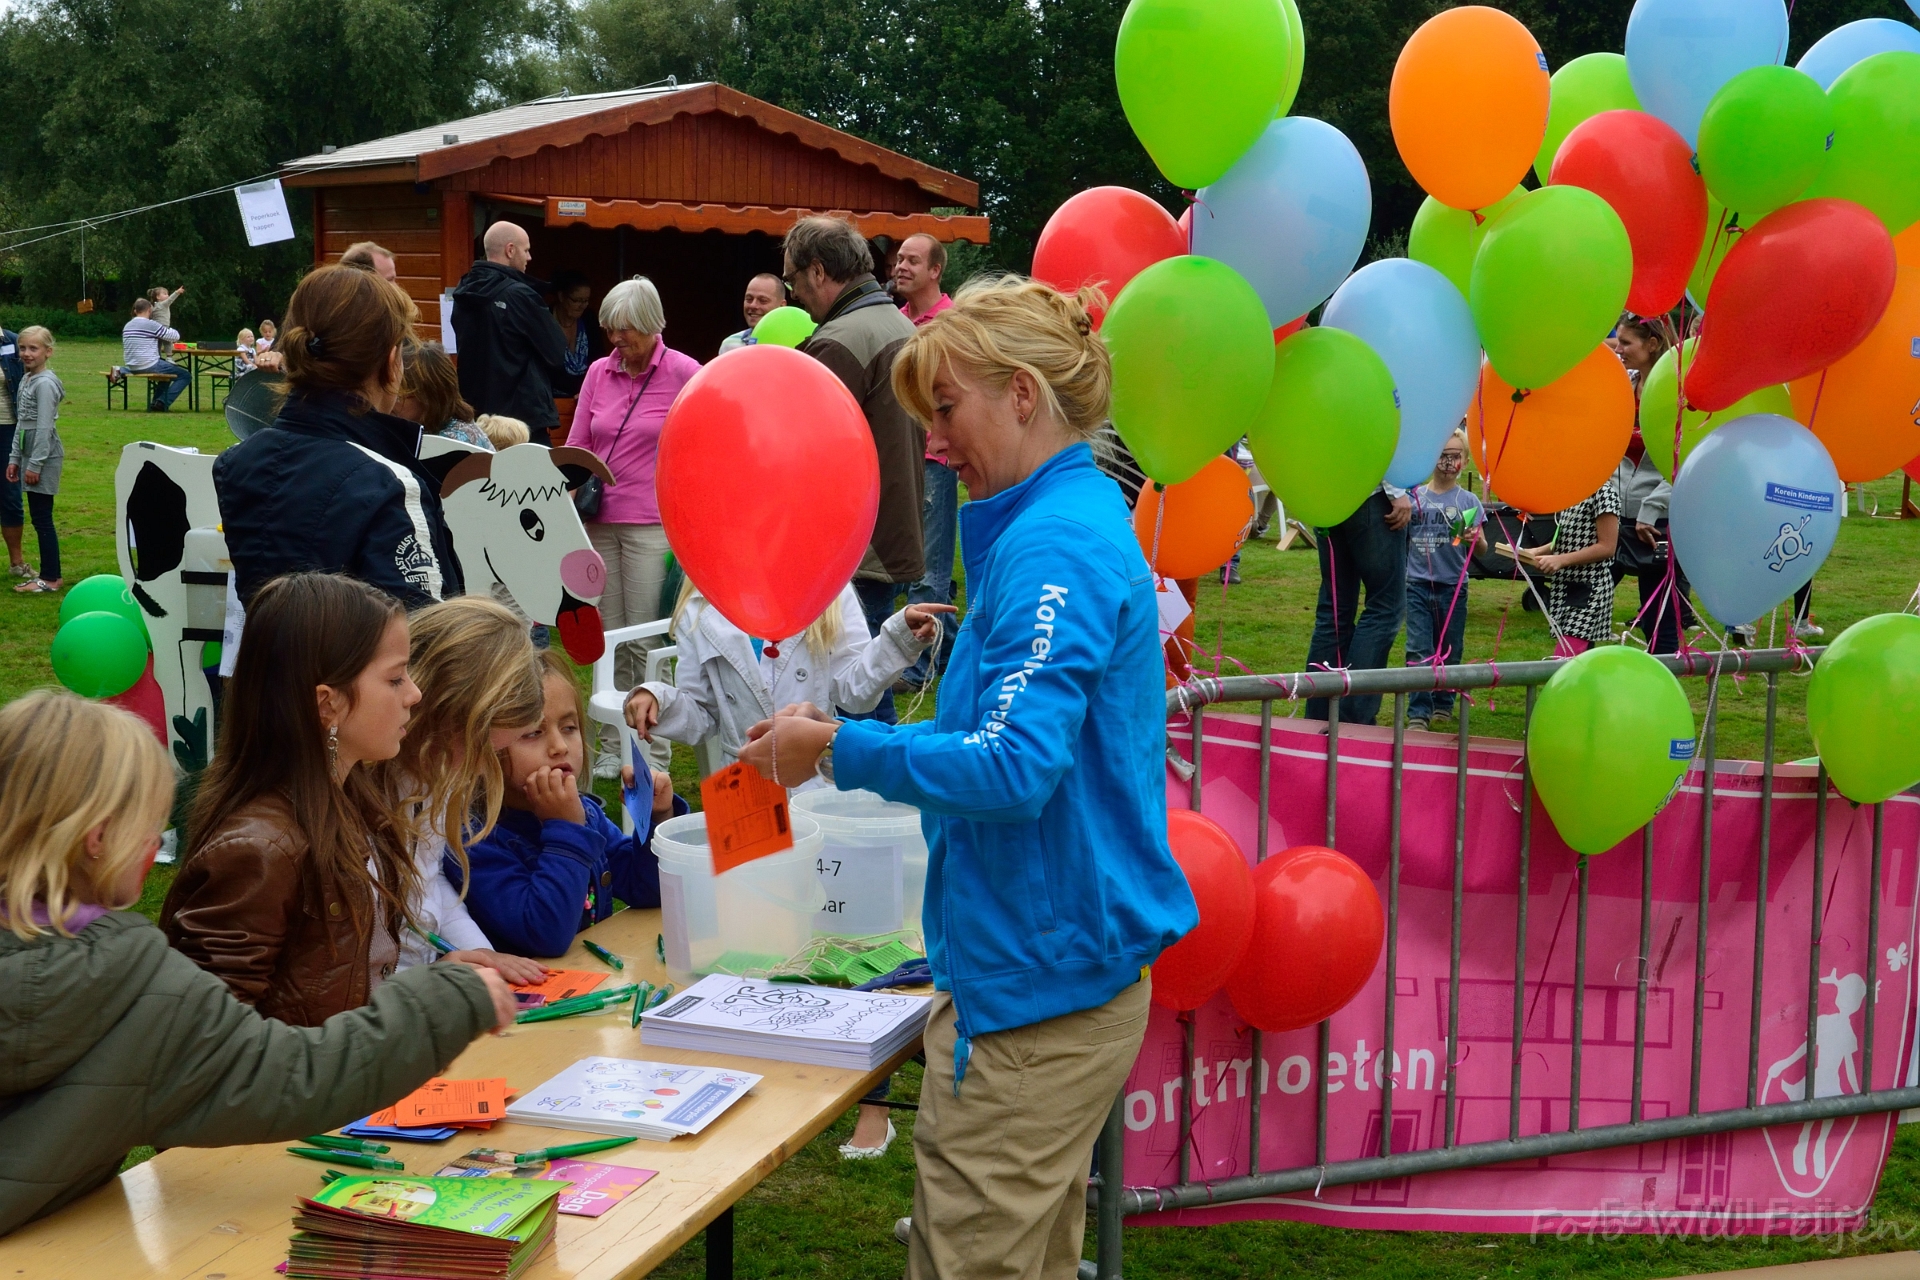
1685, 199, 1898, 413
1273, 315, 1307, 343
1150, 810, 1256, 1011
1177, 205, 1193, 249
1033, 187, 1186, 326
105, 655, 167, 745
1224, 845, 1384, 1033
656, 346, 877, 640
1549, 109, 1706, 317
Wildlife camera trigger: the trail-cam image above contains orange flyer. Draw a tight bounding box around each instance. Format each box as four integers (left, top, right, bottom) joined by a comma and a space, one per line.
701, 760, 795, 873
374, 1076, 511, 1127
511, 970, 612, 1002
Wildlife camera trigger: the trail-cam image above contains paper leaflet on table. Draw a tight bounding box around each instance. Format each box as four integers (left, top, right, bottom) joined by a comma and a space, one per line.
511, 970, 610, 1002
434, 1147, 657, 1217
370, 1076, 511, 1127
505, 1057, 762, 1140
700, 760, 793, 873
622, 736, 656, 843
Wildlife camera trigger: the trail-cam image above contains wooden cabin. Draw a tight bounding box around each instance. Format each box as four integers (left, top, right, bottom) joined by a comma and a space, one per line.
279, 82, 989, 361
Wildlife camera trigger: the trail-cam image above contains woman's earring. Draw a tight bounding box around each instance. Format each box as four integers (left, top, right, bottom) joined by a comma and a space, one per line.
326, 724, 339, 775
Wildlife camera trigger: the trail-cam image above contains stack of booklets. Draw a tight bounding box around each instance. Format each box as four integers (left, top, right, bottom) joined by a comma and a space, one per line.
639, 974, 930, 1070
504, 1057, 764, 1141
286, 1175, 561, 1280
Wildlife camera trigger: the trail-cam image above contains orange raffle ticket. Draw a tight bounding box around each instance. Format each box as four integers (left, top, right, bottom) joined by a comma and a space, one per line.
370, 1076, 512, 1127
700, 760, 794, 873
511, 970, 611, 1003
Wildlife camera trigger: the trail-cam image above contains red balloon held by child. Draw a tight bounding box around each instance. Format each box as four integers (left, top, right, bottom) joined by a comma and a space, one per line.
655, 345, 879, 641
1225, 844, 1384, 1033
1032, 187, 1187, 327
1549, 109, 1706, 317
1149, 809, 1256, 1011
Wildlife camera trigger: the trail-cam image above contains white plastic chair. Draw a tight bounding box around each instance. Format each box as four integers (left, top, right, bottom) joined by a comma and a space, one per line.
586, 620, 671, 832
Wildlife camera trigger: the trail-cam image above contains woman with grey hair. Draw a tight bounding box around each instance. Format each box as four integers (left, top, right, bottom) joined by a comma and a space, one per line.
564, 276, 703, 776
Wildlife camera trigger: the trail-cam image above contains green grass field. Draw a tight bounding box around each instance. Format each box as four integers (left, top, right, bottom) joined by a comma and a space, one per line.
24, 337, 1920, 1276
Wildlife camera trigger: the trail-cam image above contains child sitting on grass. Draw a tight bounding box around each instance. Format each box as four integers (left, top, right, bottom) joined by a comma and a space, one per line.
452, 650, 686, 958
0, 691, 514, 1237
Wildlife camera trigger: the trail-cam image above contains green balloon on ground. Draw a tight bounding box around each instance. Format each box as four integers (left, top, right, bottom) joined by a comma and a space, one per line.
1278, 0, 1306, 118
1105, 255, 1274, 485
1806, 613, 1920, 804
1247, 327, 1398, 529
1689, 197, 1744, 306
1639, 338, 1795, 478
59, 573, 146, 641
1530, 646, 1696, 856
1115, 0, 1291, 189
1535, 53, 1641, 183
1698, 66, 1832, 221
1408, 188, 1525, 299
1471, 185, 1632, 390
752, 306, 817, 348
51, 610, 149, 699
1805, 51, 1920, 235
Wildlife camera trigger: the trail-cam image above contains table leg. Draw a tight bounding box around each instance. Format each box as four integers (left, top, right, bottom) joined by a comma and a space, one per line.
189, 355, 199, 412
705, 1205, 733, 1280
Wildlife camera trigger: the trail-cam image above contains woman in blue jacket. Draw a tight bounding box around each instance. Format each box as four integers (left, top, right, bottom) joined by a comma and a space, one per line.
739, 276, 1196, 1280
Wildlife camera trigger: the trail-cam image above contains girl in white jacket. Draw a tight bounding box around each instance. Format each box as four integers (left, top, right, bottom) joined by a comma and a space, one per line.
623, 581, 950, 784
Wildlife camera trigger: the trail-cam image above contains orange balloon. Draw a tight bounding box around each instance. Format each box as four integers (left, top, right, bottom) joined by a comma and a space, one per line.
1470, 344, 1634, 514
1898, 221, 1920, 269
1390, 6, 1550, 212
1134, 455, 1254, 578
1789, 265, 1920, 483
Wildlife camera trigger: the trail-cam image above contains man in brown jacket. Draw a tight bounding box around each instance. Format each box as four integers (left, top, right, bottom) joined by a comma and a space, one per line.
784, 215, 926, 724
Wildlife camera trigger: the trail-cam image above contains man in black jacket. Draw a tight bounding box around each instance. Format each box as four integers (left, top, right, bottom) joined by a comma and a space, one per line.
450, 222, 579, 445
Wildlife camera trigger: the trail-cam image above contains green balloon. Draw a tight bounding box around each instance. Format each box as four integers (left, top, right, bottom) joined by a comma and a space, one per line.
1535, 53, 1641, 184
59, 573, 146, 639
1246, 328, 1398, 528
1688, 197, 1744, 307
1530, 646, 1696, 856
1115, 0, 1291, 189
1639, 338, 1795, 478
1698, 66, 1832, 222
1806, 51, 1920, 235
1408, 188, 1525, 299
752, 306, 817, 348
1277, 0, 1305, 118
51, 610, 149, 699
1105, 255, 1274, 485
1807, 613, 1920, 804
1471, 186, 1632, 391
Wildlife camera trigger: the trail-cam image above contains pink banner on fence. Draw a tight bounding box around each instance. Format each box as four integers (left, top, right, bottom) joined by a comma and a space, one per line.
1128, 711, 1920, 1236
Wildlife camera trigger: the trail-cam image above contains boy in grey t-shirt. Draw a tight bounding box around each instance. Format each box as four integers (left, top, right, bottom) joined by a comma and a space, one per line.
1404, 429, 1483, 730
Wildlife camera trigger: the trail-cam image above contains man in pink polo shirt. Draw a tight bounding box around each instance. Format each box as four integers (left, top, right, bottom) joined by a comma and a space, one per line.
891, 233, 955, 690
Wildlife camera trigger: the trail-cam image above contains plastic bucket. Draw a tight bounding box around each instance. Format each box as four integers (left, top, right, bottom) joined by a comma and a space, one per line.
651, 811, 826, 984
790, 788, 929, 938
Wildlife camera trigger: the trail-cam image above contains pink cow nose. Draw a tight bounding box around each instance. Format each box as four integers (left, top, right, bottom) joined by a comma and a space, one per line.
560, 548, 606, 600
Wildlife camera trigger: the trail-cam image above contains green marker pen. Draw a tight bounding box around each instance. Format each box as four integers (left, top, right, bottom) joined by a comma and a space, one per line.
581, 939, 624, 970
514, 1135, 638, 1164
303, 1133, 391, 1155
646, 983, 675, 1009
288, 1147, 404, 1171
631, 981, 655, 1028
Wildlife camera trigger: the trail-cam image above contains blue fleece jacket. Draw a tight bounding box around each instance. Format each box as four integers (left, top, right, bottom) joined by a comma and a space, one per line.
833, 443, 1197, 1083
448, 793, 687, 959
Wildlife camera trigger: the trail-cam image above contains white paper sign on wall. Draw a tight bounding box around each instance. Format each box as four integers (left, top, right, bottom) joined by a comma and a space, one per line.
234, 179, 295, 247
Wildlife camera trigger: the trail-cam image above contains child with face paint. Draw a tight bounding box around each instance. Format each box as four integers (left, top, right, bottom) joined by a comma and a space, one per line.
1403, 428, 1484, 732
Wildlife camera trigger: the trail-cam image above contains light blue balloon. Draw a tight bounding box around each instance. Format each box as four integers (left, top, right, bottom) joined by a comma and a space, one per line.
1797, 19, 1920, 90
1320, 259, 1478, 489
1625, 0, 1790, 147
1192, 117, 1371, 329
1667, 414, 1840, 627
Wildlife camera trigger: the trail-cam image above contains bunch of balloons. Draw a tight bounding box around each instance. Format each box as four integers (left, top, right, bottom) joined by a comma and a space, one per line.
49, 575, 150, 700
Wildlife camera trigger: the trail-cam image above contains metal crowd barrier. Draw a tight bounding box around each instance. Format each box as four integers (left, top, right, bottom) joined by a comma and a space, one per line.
1080, 647, 1917, 1280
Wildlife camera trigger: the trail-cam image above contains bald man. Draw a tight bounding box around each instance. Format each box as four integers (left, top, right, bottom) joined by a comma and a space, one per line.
449, 220, 578, 444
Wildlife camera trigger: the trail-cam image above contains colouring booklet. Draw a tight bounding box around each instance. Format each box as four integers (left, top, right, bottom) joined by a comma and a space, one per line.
503, 1057, 762, 1141
638, 974, 930, 1069
435, 1148, 657, 1218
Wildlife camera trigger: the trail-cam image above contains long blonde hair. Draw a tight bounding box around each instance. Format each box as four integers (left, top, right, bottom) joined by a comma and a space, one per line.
669, 577, 841, 657
0, 691, 174, 939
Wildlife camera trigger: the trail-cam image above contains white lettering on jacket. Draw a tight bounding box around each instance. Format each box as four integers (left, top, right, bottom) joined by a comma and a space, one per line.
965, 584, 1070, 747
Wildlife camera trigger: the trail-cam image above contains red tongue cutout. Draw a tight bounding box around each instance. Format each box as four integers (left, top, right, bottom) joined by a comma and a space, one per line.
557, 605, 605, 664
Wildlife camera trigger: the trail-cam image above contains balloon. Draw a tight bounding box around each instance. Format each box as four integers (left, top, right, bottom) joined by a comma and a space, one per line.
1472, 185, 1632, 390
1114, 0, 1292, 189
1640, 338, 1794, 479
1150, 809, 1257, 1011
1133, 456, 1255, 578
1407, 188, 1525, 299
1789, 265, 1920, 482
1805, 614, 1920, 804
1797, 19, 1920, 91
1105, 255, 1275, 485
1031, 187, 1186, 328
1224, 845, 1384, 1033
1667, 414, 1842, 626
59, 573, 148, 641
1278, 0, 1306, 117
1389, 6, 1550, 211
50, 611, 149, 699
104, 656, 168, 745
1901, 220, 1920, 267
1273, 316, 1307, 342
1321, 259, 1481, 488
1528, 647, 1695, 856
1686, 199, 1898, 411
1192, 117, 1372, 328
1247, 327, 1398, 529
1624, 0, 1789, 148
1687, 197, 1744, 307
1550, 109, 1707, 316
1536, 53, 1641, 182
751, 306, 815, 348
1696, 66, 1833, 221
1806, 51, 1920, 235
1470, 345, 1635, 513
656, 345, 877, 639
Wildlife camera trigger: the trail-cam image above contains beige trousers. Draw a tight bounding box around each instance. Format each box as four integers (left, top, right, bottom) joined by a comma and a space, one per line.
587, 521, 669, 759
909, 977, 1151, 1280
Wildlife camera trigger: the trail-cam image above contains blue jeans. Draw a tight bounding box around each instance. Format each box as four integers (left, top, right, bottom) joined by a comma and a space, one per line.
138, 359, 189, 409
845, 578, 902, 725
0, 424, 20, 527
904, 459, 959, 685
1306, 491, 1408, 725
1404, 577, 1467, 722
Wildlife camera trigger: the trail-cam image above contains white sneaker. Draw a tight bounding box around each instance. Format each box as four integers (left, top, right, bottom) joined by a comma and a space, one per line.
840, 1118, 895, 1160
1793, 619, 1824, 639
893, 1217, 912, 1245
592, 750, 621, 780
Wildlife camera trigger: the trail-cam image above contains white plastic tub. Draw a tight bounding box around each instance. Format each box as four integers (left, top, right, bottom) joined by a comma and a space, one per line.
790, 788, 929, 939
651, 811, 826, 984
